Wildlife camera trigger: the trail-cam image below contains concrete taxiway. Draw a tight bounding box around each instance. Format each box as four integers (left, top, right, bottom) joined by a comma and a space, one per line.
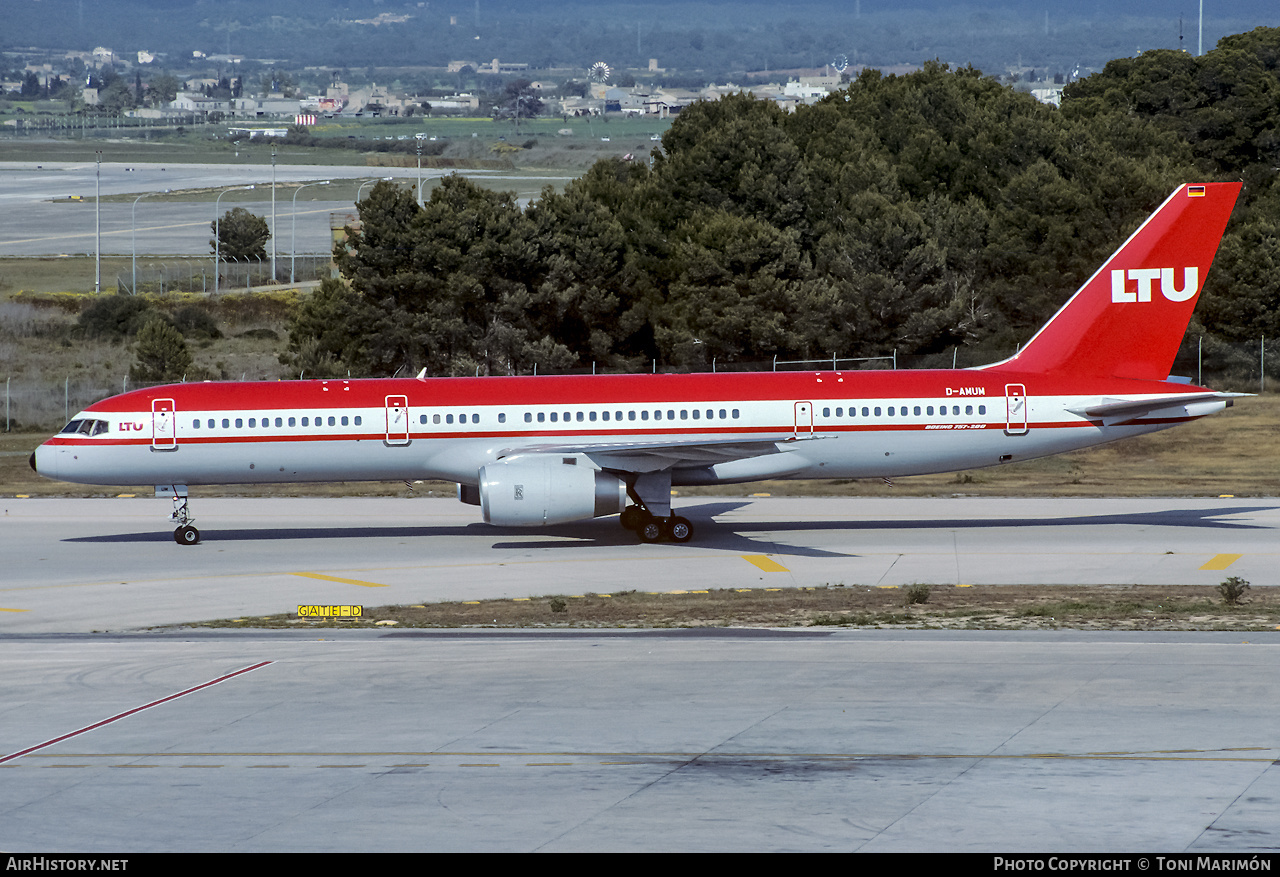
1, 495, 1277, 634
1, 495, 1278, 851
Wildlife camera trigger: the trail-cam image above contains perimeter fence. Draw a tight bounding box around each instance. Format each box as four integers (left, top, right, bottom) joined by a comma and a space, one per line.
114, 255, 332, 295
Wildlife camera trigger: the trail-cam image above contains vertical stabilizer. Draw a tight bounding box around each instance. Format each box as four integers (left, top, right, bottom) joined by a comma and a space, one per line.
991, 183, 1240, 380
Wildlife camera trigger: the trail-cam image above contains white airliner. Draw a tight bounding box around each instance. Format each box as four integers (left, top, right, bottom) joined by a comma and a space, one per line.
33, 183, 1242, 545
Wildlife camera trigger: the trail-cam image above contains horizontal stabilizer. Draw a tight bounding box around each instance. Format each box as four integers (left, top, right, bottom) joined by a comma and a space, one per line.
1067, 392, 1241, 426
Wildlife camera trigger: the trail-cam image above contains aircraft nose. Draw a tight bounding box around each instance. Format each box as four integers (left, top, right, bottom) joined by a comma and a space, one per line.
31, 444, 55, 479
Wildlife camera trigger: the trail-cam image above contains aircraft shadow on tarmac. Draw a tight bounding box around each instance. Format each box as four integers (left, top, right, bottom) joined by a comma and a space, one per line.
62, 501, 1277, 560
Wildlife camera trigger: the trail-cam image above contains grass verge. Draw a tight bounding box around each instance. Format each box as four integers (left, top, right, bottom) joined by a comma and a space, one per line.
181, 583, 1280, 631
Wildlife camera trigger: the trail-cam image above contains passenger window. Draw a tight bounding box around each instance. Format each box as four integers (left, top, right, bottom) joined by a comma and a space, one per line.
192, 419, 200, 429
861, 407, 869, 417
978, 405, 986, 415
326, 416, 334, 426
874, 407, 881, 417
419, 415, 427, 424
732, 409, 740, 418
953, 406, 960, 415
341, 416, 349, 426
235, 418, 243, 428
965, 405, 973, 416
248, 418, 256, 428
447, 414, 454, 424
601, 411, 609, 422
888, 407, 894, 416
288, 417, 296, 427
433, 414, 441, 424
576, 412, 584, 422
692, 410, 699, 420
914, 406, 921, 416
498, 413, 506, 423
719, 409, 726, 419
668, 410, 675, 420
275, 417, 282, 427
549, 413, 557, 423
589, 411, 596, 422
641, 411, 649, 421
525, 412, 532, 423
538, 412, 545, 423
654, 410, 662, 421
680, 410, 688, 420
629, 411, 636, 421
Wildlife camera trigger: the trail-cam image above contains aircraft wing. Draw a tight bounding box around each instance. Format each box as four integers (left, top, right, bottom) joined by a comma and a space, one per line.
1067, 392, 1244, 426
496, 434, 828, 473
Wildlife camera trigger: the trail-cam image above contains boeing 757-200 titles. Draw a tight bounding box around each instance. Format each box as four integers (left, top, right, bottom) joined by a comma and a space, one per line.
33, 183, 1242, 545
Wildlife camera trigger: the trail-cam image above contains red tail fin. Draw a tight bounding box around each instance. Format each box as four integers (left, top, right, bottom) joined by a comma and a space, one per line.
991, 183, 1241, 381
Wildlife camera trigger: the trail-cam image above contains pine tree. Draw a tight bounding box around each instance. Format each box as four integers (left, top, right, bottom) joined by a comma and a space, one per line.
129, 319, 193, 383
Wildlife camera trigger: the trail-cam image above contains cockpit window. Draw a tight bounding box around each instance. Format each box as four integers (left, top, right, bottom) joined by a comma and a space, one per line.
59, 419, 109, 436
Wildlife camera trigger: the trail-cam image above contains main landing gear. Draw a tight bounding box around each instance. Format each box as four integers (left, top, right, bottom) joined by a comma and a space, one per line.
170, 492, 200, 545
620, 472, 693, 543
620, 505, 694, 543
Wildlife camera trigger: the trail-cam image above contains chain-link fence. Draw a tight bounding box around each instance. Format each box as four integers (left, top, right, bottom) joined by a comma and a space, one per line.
5, 374, 166, 433
115, 255, 332, 295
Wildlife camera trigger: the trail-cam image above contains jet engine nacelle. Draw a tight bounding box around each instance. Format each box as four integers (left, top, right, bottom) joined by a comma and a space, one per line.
478, 457, 626, 527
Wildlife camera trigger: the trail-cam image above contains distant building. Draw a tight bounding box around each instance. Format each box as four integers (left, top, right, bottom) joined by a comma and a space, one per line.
170, 92, 227, 114
1030, 86, 1064, 107
227, 126, 289, 139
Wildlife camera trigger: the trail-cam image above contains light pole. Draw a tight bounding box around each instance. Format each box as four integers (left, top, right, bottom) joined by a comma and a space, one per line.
131, 189, 170, 295
291, 180, 330, 284
356, 176, 393, 204
213, 184, 255, 295
270, 143, 277, 281
94, 151, 101, 294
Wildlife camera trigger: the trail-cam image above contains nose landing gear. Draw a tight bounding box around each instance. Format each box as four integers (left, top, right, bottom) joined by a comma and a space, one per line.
169, 490, 200, 545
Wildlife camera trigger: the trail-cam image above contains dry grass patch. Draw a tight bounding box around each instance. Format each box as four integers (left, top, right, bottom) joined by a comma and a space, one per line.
184, 584, 1280, 632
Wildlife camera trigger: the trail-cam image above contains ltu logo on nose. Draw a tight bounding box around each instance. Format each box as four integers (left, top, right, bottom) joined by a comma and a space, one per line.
1111, 268, 1198, 303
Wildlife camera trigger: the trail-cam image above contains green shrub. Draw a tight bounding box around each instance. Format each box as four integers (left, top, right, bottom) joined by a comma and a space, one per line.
903, 583, 932, 606
1218, 576, 1250, 606
77, 294, 157, 340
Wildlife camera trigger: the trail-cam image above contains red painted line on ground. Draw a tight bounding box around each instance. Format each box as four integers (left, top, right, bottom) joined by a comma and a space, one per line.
0, 660, 273, 764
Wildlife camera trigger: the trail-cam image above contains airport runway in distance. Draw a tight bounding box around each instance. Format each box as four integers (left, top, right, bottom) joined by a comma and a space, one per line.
3, 495, 1278, 852
0, 161, 574, 256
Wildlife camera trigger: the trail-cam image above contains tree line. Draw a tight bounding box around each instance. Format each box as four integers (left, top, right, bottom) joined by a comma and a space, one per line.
285, 27, 1280, 379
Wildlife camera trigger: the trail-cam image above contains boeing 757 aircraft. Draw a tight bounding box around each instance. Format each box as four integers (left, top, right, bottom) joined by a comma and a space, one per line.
32, 183, 1242, 545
